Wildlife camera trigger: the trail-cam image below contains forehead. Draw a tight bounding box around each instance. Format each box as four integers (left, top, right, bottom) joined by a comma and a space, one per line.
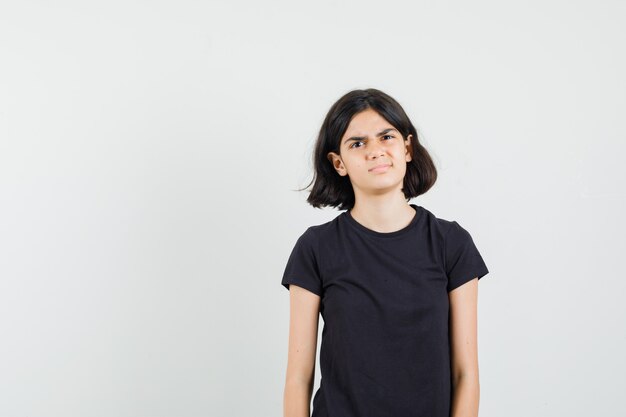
343, 109, 394, 136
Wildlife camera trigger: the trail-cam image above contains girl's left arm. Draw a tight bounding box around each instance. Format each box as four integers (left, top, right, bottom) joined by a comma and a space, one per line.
449, 277, 480, 417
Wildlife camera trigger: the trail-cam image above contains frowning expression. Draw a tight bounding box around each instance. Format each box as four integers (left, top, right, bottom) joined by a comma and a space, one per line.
327, 108, 413, 194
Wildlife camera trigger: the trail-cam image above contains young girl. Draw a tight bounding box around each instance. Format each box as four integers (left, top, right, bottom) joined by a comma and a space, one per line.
281, 88, 490, 417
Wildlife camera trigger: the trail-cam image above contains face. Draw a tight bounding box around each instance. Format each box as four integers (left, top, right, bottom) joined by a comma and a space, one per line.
327, 108, 413, 196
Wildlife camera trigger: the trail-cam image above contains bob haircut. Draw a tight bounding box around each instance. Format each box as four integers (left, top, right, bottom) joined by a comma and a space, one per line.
301, 88, 437, 210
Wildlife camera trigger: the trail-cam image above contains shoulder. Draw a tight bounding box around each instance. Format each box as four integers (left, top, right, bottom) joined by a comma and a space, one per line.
416, 205, 458, 236
299, 213, 342, 242
416, 205, 475, 246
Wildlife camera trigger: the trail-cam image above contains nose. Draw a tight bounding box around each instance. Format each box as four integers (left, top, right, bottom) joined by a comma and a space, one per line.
367, 143, 386, 159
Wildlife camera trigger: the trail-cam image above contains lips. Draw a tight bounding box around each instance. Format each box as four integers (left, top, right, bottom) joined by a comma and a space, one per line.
369, 164, 391, 172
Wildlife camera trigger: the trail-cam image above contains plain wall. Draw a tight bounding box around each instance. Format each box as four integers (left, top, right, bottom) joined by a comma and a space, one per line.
1, 0, 625, 416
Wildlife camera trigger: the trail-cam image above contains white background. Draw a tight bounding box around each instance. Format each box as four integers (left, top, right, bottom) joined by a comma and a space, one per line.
1, 1, 625, 416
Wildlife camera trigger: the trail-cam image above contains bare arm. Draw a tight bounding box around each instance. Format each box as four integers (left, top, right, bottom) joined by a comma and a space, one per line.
449, 277, 480, 417
283, 284, 321, 417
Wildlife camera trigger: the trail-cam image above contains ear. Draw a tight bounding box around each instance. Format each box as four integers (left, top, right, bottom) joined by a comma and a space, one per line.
327, 151, 348, 176
405, 134, 413, 162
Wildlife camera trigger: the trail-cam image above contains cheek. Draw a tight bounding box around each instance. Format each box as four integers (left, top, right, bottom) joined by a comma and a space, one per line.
393, 146, 408, 161
345, 159, 366, 173
394, 155, 409, 174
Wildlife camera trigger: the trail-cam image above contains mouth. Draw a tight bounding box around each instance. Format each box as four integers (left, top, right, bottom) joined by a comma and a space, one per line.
369, 164, 391, 173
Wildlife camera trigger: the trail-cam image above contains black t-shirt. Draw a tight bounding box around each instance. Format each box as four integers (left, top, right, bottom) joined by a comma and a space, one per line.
281, 204, 490, 417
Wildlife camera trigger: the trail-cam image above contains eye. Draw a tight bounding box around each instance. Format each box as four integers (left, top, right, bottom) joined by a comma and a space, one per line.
382, 135, 394, 140
349, 140, 365, 149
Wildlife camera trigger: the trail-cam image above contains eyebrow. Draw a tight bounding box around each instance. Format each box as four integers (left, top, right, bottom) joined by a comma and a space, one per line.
343, 128, 399, 145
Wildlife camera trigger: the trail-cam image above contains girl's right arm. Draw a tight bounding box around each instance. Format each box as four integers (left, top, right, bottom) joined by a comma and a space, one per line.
283, 284, 321, 417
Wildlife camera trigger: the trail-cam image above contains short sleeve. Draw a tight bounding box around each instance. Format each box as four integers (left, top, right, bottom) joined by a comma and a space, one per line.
444, 221, 489, 292
281, 227, 323, 297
